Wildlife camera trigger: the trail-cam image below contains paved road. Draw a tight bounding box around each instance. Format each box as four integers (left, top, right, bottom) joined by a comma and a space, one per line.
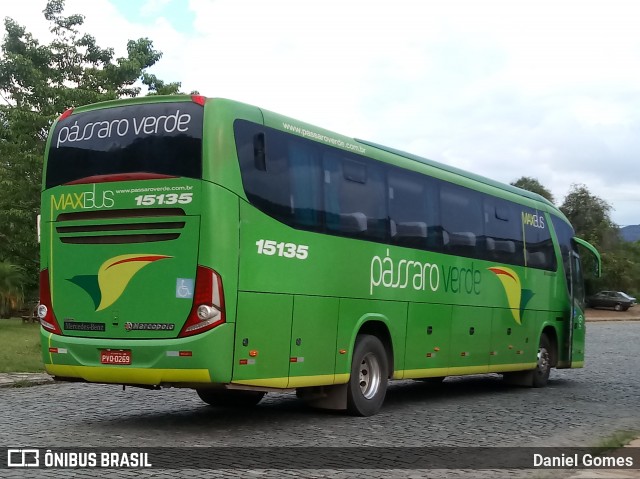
1, 321, 639, 478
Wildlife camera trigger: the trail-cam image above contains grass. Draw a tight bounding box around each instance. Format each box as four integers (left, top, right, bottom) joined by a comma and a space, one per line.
0, 318, 44, 373
595, 430, 638, 451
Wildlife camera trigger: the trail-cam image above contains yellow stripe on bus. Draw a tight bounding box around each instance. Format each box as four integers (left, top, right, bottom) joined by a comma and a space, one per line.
232, 373, 351, 389
400, 363, 537, 379
45, 364, 211, 385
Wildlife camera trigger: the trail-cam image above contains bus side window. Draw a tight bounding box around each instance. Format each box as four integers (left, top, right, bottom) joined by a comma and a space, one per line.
440, 184, 484, 258
388, 171, 439, 250
288, 140, 322, 230
550, 215, 574, 288
323, 154, 387, 241
235, 120, 293, 224
483, 199, 524, 265
522, 207, 556, 271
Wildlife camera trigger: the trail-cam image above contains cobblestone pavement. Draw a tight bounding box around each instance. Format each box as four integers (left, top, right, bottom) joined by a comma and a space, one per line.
1, 321, 639, 478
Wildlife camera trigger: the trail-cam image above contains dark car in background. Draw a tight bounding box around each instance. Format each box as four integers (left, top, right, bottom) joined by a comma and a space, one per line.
587, 291, 636, 311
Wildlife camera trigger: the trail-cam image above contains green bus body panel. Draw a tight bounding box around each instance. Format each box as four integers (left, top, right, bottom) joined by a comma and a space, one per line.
449, 305, 492, 373
569, 312, 586, 366
404, 303, 452, 376
198, 183, 241, 324
44, 178, 201, 339
336, 299, 408, 379
39, 95, 589, 390
202, 99, 263, 207
489, 307, 535, 367
289, 296, 340, 387
232, 293, 293, 387
41, 323, 235, 384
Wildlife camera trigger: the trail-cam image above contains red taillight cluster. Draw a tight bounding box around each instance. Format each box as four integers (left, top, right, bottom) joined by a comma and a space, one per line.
39, 269, 62, 335
178, 266, 225, 338
58, 108, 74, 121
191, 95, 206, 106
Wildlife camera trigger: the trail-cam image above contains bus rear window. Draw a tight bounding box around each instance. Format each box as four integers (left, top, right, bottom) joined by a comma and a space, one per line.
46, 102, 203, 188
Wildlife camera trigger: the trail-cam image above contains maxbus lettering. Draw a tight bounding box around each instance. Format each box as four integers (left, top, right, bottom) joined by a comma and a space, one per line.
522, 211, 545, 229
51, 184, 115, 211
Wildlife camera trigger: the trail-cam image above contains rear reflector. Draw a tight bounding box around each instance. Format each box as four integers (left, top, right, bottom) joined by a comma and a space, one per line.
39, 269, 62, 335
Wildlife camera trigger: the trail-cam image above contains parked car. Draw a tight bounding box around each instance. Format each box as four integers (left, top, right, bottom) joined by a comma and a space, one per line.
587, 291, 636, 311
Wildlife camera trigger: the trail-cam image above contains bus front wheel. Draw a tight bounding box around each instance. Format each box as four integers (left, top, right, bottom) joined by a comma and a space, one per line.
196, 389, 265, 408
503, 333, 552, 387
532, 334, 552, 388
346, 334, 388, 416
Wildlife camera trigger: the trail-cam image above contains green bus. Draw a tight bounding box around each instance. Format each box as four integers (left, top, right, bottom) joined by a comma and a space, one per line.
39, 95, 600, 416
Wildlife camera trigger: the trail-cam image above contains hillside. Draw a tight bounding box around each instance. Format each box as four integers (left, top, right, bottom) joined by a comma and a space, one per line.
621, 225, 640, 242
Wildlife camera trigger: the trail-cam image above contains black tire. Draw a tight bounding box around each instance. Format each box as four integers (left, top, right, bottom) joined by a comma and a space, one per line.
346, 334, 388, 416
532, 334, 552, 388
614, 303, 622, 311
196, 389, 265, 408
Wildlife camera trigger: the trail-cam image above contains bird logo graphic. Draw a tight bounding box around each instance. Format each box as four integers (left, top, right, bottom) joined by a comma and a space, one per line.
68, 254, 171, 311
487, 266, 534, 324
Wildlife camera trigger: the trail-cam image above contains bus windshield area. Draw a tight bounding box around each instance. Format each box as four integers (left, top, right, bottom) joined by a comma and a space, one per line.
46, 101, 203, 188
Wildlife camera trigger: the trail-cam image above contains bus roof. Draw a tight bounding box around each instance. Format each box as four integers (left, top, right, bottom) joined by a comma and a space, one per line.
357, 139, 556, 209
54, 94, 568, 222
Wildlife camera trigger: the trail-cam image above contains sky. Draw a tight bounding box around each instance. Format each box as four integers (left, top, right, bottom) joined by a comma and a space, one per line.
3, 0, 640, 226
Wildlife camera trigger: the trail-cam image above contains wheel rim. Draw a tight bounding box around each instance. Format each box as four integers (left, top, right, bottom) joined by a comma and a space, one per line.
615, 304, 621, 311
536, 347, 550, 377
359, 352, 382, 399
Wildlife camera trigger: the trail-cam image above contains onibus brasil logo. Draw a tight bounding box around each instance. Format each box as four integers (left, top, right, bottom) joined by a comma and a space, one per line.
68, 254, 171, 311
488, 266, 534, 324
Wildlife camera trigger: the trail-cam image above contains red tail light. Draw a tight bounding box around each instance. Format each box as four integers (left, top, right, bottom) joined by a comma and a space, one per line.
65, 172, 177, 185
191, 95, 206, 106
58, 108, 74, 121
39, 269, 62, 335
178, 266, 225, 338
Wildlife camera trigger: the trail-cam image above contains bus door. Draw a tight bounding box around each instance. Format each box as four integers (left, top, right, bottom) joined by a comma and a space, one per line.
568, 250, 586, 366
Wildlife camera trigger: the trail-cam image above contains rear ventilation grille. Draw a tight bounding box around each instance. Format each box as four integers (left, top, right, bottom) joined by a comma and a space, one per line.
55, 208, 187, 245
56, 208, 185, 222
60, 234, 180, 245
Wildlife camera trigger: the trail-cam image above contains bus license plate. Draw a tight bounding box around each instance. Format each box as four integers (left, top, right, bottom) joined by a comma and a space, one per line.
100, 350, 131, 365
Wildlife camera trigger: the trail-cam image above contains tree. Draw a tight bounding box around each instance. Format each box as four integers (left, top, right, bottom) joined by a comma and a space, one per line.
510, 176, 555, 203
559, 183, 632, 295
0, 261, 26, 318
0, 0, 181, 287
560, 184, 618, 250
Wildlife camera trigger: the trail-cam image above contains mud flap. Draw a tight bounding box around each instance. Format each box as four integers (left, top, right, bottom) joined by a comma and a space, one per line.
297, 384, 348, 410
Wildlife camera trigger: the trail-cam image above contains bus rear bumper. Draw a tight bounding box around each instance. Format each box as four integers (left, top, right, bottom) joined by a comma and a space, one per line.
40, 323, 234, 387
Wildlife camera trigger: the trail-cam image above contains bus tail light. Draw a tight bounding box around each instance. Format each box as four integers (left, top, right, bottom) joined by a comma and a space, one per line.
39, 269, 62, 335
178, 266, 225, 337
58, 108, 74, 121
191, 95, 206, 106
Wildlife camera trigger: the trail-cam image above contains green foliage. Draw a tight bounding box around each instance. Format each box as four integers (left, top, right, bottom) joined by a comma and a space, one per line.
0, 261, 26, 318
0, 0, 181, 288
560, 184, 618, 249
559, 183, 639, 296
510, 176, 555, 203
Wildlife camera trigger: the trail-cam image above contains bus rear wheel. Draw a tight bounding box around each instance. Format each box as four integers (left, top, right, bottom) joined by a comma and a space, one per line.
346, 334, 388, 416
196, 389, 265, 408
